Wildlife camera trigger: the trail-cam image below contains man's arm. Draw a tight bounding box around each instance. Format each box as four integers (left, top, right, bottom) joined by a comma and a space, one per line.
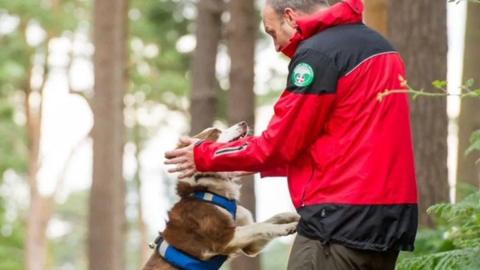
166, 49, 338, 177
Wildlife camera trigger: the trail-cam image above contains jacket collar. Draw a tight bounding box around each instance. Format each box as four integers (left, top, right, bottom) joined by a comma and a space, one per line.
281, 0, 364, 58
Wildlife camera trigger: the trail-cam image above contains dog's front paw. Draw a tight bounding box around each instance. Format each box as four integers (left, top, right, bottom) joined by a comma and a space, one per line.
265, 212, 301, 225
278, 221, 298, 236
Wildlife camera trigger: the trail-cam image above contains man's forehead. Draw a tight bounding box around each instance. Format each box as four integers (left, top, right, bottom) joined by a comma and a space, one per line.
262, 6, 278, 27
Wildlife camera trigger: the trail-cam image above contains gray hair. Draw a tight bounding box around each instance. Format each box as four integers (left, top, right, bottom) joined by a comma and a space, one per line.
266, 0, 330, 15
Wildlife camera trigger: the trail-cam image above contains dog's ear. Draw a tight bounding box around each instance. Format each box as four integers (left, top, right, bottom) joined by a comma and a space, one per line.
177, 181, 208, 197
193, 128, 221, 141
177, 181, 195, 197
176, 128, 221, 148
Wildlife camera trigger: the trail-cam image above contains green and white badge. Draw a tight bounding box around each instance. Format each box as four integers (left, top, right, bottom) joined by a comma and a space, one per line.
291, 63, 314, 87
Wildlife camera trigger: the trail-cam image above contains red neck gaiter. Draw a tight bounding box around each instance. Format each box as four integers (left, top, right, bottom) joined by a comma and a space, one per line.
281, 0, 364, 58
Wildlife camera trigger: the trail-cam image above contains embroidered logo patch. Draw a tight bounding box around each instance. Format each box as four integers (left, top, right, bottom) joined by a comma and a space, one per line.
291, 63, 314, 87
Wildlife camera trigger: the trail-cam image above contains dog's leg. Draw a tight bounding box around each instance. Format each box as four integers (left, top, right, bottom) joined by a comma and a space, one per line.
238, 213, 300, 256
235, 205, 254, 226
224, 221, 298, 257
263, 212, 300, 225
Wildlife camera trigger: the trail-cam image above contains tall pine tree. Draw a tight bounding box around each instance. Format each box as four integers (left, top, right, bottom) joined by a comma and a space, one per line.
226, 0, 259, 269
388, 0, 449, 227
88, 0, 128, 269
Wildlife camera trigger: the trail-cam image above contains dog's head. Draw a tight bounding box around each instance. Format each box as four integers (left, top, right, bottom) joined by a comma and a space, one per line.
176, 122, 250, 199
179, 121, 249, 148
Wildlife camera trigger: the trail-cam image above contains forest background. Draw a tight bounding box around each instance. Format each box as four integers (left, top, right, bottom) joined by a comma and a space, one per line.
0, 0, 479, 269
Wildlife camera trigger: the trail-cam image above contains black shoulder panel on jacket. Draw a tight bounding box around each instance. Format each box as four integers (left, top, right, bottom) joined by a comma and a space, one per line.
297, 23, 396, 77
287, 48, 339, 95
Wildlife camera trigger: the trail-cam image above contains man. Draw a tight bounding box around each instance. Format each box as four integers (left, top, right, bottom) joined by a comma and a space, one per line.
165, 0, 418, 269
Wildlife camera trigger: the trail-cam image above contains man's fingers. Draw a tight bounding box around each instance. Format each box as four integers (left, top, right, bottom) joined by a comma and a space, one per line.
168, 167, 180, 173
167, 166, 184, 173
164, 156, 187, 165
179, 169, 196, 179
165, 148, 185, 159
167, 163, 194, 173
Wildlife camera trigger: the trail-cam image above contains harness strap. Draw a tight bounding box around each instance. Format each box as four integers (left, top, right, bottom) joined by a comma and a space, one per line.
155, 237, 228, 270
193, 191, 237, 220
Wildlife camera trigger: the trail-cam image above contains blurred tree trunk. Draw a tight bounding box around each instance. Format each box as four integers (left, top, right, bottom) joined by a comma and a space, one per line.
388, 1, 449, 227
457, 1, 480, 192
88, 0, 128, 269
189, 0, 224, 134
25, 67, 52, 270
26, 194, 53, 270
363, 0, 388, 36
226, 0, 259, 269
24, 27, 52, 270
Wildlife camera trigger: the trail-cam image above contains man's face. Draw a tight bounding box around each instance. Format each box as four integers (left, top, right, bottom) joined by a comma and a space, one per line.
262, 5, 297, 52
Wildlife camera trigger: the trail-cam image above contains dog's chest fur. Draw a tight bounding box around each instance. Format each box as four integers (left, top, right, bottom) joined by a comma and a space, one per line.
161, 177, 240, 260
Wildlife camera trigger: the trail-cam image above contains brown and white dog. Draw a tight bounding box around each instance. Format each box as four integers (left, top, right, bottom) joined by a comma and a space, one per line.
142, 122, 299, 270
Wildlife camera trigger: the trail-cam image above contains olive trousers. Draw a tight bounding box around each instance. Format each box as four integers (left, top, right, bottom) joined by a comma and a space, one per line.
287, 234, 399, 270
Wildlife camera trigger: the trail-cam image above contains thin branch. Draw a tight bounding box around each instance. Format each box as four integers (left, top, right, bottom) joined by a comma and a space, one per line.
377, 89, 463, 102
36, 35, 52, 94
377, 77, 479, 102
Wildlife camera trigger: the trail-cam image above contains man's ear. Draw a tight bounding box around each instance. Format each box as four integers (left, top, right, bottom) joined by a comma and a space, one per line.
283, 8, 298, 28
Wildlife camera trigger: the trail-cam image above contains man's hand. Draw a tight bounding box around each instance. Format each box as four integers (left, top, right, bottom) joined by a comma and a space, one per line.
164, 136, 200, 179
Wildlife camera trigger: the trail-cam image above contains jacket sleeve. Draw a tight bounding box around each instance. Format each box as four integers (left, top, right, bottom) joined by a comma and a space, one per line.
259, 164, 288, 178
194, 48, 338, 174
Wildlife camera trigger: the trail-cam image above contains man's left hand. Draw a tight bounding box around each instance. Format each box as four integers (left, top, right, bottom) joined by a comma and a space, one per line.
164, 136, 200, 179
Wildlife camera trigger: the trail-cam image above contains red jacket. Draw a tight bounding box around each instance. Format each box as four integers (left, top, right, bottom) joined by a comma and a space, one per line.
194, 0, 418, 251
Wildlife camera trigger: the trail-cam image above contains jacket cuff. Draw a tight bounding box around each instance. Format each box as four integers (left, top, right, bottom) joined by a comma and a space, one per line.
193, 140, 210, 172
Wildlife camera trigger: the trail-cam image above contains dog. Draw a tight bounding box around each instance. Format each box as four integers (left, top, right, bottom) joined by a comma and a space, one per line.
142, 122, 300, 270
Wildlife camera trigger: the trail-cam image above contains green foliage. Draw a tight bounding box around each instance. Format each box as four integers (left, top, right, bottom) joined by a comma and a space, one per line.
50, 190, 88, 269
0, 1, 90, 268
0, 100, 26, 175
396, 192, 480, 270
0, 0, 80, 34
261, 240, 291, 270
129, 0, 193, 105
427, 193, 480, 249
432, 80, 448, 90
465, 129, 480, 156
0, 203, 24, 270
397, 248, 480, 270
219, 240, 291, 270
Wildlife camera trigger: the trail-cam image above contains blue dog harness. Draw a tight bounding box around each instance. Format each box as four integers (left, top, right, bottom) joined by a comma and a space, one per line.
192, 191, 237, 219
155, 237, 228, 270
153, 191, 237, 270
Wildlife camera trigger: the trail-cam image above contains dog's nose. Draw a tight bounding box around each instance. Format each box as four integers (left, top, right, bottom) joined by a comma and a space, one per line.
238, 121, 247, 128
